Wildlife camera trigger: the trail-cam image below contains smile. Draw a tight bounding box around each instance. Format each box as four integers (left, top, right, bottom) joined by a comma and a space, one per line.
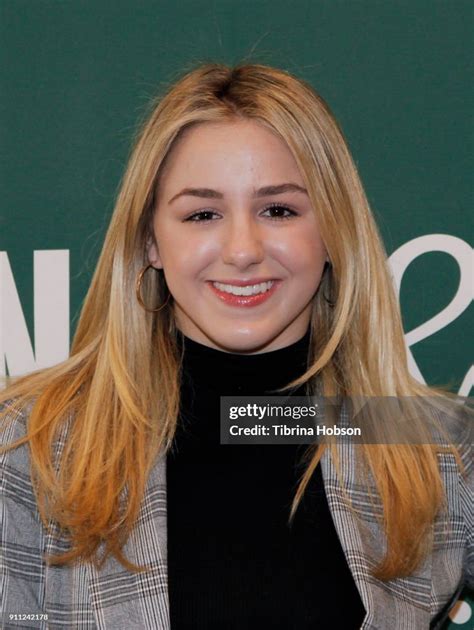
212, 280, 274, 296
207, 280, 281, 307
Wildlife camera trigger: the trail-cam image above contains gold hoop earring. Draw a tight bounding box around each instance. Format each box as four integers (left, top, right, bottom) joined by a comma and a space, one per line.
136, 264, 171, 313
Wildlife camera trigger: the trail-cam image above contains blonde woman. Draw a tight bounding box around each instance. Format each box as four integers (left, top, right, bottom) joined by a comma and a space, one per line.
1, 63, 472, 629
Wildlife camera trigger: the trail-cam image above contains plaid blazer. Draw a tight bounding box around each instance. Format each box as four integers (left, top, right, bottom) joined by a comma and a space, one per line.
1, 400, 472, 629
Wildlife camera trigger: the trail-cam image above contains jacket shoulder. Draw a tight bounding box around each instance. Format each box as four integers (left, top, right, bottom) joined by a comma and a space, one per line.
0, 397, 41, 519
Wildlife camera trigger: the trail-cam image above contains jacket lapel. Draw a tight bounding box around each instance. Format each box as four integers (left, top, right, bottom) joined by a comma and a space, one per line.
320, 443, 376, 628
86, 454, 170, 629
320, 442, 432, 629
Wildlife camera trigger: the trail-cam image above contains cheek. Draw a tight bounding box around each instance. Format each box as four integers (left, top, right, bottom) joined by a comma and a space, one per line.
160, 233, 219, 281
271, 230, 326, 275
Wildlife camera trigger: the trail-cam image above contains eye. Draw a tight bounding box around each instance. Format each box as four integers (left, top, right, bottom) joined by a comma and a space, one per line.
183, 203, 298, 223
184, 210, 221, 223
261, 203, 298, 221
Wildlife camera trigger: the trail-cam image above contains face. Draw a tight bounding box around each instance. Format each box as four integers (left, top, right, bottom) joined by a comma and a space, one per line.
147, 119, 328, 354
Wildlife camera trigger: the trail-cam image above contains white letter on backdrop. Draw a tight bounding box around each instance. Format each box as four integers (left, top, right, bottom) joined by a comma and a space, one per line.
0, 250, 69, 378
389, 235, 473, 394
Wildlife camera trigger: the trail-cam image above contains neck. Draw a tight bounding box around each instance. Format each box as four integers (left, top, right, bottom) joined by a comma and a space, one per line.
178, 327, 312, 395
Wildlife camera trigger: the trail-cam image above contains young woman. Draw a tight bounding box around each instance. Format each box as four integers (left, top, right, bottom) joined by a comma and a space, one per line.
1, 63, 471, 629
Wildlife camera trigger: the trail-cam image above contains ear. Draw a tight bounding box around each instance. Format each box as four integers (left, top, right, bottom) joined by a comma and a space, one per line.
146, 235, 163, 270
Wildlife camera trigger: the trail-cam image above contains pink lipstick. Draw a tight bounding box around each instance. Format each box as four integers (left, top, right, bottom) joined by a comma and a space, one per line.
207, 280, 281, 307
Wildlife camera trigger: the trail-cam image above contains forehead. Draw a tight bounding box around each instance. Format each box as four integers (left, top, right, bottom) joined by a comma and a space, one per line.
157, 119, 303, 192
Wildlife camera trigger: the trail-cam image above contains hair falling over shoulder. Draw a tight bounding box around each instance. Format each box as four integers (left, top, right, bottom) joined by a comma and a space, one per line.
1, 61, 471, 580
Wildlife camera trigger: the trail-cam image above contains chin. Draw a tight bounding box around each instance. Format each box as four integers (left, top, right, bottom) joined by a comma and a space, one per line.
209, 329, 281, 354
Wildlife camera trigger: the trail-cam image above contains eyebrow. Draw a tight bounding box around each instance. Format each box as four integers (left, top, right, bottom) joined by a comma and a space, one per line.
168, 182, 308, 204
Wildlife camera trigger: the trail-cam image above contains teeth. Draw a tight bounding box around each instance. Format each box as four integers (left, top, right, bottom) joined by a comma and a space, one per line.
212, 281, 274, 296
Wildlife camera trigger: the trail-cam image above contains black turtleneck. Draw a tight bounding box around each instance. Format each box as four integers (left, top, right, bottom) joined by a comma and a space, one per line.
167, 329, 366, 629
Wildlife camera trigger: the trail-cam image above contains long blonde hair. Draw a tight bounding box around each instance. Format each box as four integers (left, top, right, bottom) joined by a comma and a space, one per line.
0, 62, 467, 580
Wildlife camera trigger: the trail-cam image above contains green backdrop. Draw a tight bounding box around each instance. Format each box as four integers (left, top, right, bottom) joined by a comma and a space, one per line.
1, 1, 472, 627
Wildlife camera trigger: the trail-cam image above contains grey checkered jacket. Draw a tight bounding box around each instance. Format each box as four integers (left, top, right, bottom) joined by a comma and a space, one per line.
1, 401, 472, 629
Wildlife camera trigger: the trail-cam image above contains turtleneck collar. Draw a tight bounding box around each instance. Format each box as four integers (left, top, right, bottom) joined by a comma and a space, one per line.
177, 328, 312, 395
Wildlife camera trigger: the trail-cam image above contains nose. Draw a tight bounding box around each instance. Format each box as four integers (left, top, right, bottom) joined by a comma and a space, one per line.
221, 214, 265, 269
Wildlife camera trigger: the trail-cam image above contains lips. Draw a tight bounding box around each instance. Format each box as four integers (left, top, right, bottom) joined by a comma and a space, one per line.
207, 280, 281, 307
